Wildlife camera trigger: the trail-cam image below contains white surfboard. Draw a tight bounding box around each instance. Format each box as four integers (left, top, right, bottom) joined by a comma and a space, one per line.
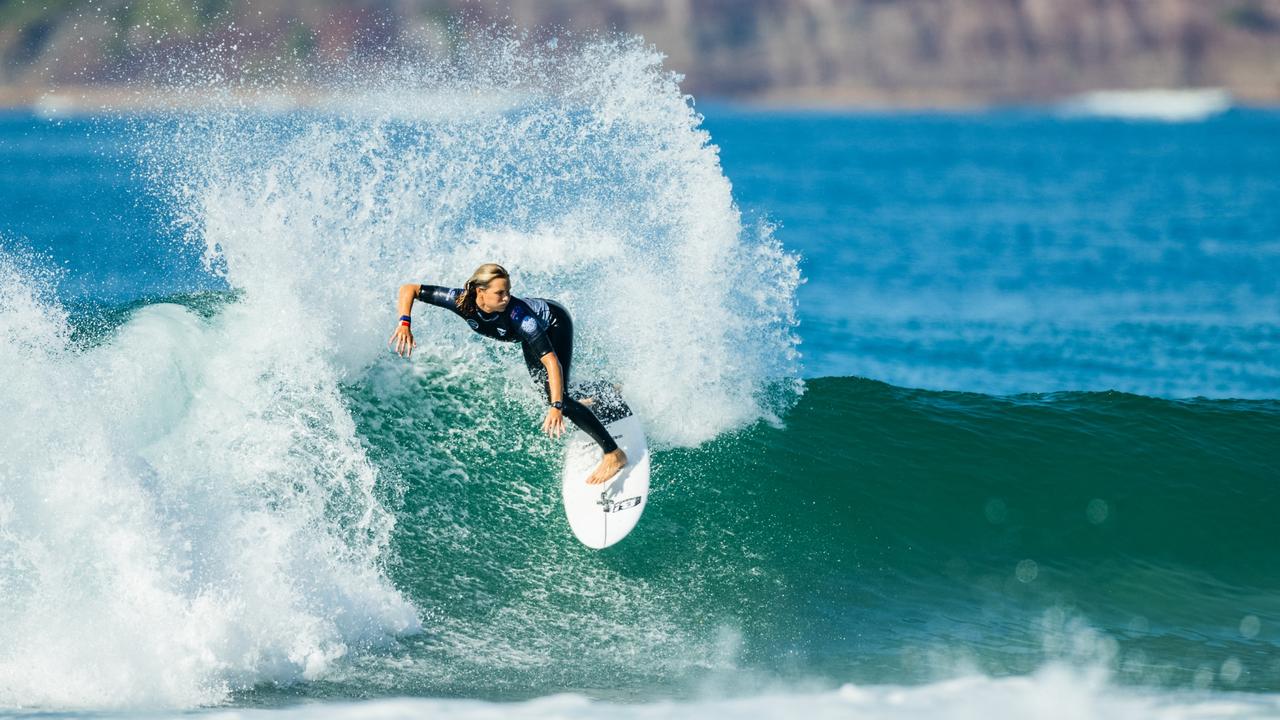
561, 397, 650, 549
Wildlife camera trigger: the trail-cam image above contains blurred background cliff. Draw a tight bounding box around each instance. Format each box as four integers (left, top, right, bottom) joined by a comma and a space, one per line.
1, 0, 1278, 108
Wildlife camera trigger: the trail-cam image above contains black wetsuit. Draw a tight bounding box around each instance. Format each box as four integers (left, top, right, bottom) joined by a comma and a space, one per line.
415, 285, 619, 454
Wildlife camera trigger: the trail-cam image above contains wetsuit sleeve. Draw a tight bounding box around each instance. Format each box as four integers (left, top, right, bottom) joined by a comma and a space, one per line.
416, 285, 463, 315
515, 308, 554, 358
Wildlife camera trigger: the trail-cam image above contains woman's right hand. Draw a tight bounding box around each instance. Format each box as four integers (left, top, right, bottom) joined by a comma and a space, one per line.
389, 325, 416, 358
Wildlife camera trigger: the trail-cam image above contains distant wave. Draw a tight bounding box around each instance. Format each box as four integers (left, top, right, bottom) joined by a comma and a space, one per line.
1058, 88, 1233, 122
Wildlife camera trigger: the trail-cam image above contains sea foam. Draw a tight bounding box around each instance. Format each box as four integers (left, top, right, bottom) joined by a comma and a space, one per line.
0, 253, 419, 709
29, 667, 1280, 720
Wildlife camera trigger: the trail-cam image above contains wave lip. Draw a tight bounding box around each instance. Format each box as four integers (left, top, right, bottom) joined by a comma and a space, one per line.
1058, 88, 1233, 122
148, 33, 801, 448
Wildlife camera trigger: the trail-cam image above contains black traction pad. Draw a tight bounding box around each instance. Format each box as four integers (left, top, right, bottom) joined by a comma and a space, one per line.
570, 379, 633, 424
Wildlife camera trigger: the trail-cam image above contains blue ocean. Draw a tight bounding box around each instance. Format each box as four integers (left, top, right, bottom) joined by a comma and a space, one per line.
1, 38, 1278, 719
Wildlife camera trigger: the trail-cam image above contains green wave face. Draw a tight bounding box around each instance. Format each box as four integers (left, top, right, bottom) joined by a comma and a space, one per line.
332, 372, 1280, 700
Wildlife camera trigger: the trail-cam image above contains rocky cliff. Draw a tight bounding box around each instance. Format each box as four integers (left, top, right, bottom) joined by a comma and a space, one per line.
2, 0, 1278, 106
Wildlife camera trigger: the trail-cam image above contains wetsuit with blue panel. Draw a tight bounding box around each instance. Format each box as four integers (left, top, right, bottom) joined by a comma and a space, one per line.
415, 285, 619, 454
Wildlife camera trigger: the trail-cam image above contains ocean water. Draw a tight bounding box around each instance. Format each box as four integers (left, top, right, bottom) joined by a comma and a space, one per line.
1, 36, 1279, 719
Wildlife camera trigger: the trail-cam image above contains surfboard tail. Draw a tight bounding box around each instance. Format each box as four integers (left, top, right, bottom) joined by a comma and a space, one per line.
569, 379, 631, 424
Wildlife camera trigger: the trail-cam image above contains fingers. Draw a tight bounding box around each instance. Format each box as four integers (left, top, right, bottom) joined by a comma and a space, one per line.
542, 412, 567, 438
388, 328, 415, 358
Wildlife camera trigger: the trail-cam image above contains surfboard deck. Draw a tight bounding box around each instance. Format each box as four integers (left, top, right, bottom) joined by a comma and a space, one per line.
561, 391, 650, 549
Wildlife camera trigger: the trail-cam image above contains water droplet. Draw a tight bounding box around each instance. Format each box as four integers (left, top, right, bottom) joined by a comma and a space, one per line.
984, 498, 1008, 524
1221, 657, 1244, 684
1015, 559, 1038, 583
1240, 615, 1262, 639
1086, 498, 1109, 524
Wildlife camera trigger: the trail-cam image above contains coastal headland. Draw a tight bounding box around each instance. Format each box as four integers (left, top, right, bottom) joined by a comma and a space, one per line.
2, 0, 1279, 111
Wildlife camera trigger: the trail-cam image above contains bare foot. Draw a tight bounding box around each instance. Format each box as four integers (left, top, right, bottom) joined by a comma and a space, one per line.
586, 449, 628, 485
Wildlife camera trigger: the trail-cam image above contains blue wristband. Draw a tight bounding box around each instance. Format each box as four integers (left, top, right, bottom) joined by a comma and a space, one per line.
399, 315, 412, 323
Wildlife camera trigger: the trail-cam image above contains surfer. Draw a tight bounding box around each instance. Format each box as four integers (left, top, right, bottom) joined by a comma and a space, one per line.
389, 263, 628, 485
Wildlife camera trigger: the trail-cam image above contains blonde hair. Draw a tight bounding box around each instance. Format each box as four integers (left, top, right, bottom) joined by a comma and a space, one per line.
457, 263, 510, 314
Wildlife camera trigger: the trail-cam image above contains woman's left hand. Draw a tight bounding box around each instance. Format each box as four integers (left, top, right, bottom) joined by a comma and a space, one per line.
542, 407, 566, 438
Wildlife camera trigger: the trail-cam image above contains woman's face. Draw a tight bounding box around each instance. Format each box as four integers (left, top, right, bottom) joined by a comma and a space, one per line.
476, 277, 511, 313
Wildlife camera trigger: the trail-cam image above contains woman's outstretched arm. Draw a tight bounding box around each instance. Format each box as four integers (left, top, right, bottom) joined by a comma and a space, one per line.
389, 283, 421, 357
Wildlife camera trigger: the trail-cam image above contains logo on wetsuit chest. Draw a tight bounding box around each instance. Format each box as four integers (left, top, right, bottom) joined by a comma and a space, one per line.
467, 319, 480, 330
496, 327, 507, 337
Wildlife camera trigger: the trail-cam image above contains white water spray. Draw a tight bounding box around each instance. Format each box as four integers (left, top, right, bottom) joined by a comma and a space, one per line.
0, 34, 800, 710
